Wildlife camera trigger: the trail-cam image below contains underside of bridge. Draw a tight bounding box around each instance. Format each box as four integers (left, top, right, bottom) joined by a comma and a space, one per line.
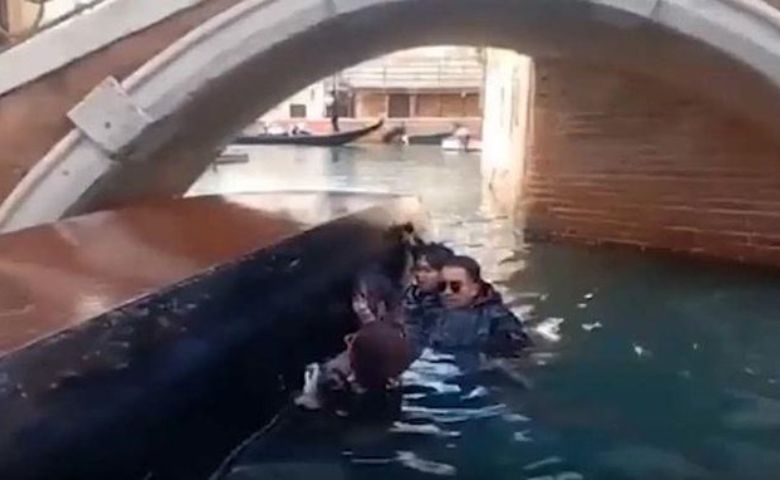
3, 0, 780, 265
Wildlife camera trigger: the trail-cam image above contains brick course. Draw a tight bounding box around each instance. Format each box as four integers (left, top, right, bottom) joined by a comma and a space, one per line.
524, 59, 780, 267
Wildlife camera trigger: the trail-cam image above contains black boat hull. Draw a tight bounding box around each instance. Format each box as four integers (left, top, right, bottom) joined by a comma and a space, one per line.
382, 129, 451, 145
408, 132, 450, 145
234, 120, 383, 146
0, 193, 419, 479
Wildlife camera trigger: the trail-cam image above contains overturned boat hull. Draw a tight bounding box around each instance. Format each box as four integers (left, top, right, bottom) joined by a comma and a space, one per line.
0, 192, 421, 479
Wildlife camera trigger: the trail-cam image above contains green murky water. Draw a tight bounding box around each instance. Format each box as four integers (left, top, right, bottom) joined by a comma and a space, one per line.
192, 145, 780, 480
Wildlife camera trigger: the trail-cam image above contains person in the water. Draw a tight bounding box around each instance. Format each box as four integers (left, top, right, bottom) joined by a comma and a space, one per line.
403, 243, 454, 357
424, 255, 530, 369
295, 271, 412, 416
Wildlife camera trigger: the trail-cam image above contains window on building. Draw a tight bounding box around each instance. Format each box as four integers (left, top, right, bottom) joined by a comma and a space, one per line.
415, 94, 441, 117
388, 94, 411, 118
440, 94, 466, 117
289, 104, 307, 118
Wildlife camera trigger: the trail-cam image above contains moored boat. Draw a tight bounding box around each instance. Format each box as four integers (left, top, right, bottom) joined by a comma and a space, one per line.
441, 136, 482, 152
234, 119, 384, 146
382, 128, 451, 145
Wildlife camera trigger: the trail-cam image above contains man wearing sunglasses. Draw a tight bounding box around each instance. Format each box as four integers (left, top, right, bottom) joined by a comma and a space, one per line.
428, 255, 530, 367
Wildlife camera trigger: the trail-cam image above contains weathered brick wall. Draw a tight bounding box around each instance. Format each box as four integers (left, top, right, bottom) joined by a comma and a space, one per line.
524, 59, 780, 266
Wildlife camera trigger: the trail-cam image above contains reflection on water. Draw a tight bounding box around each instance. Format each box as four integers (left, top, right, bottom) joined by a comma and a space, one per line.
195, 146, 780, 480
190, 144, 484, 216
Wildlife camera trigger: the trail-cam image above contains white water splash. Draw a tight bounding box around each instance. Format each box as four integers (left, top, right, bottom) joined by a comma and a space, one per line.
461, 386, 489, 400
401, 372, 461, 395
419, 349, 456, 363
396, 451, 457, 476
403, 360, 461, 386
390, 422, 461, 438
404, 404, 508, 423
633, 343, 652, 358
535, 317, 565, 342
513, 304, 536, 320
524, 456, 564, 471
503, 413, 532, 423
581, 321, 603, 332
403, 393, 427, 400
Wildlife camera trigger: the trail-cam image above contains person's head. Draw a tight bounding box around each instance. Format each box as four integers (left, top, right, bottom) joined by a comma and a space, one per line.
348, 321, 412, 391
352, 270, 399, 326
440, 255, 483, 309
412, 243, 454, 293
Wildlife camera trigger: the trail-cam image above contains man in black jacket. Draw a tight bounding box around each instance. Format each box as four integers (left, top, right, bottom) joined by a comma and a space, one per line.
426, 255, 530, 369
402, 243, 454, 357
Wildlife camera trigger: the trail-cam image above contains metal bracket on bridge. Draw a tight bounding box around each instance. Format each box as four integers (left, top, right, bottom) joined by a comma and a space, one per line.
68, 77, 153, 159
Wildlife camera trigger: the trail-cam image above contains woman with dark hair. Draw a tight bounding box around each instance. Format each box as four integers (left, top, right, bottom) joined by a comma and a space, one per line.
351, 270, 402, 327
295, 270, 412, 415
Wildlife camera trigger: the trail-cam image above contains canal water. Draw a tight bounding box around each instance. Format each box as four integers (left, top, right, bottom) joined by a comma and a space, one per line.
191, 145, 780, 480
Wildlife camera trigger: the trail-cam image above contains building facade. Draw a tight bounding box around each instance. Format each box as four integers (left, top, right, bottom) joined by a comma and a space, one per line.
339, 46, 483, 135
258, 46, 484, 135
341, 46, 483, 120
260, 82, 328, 122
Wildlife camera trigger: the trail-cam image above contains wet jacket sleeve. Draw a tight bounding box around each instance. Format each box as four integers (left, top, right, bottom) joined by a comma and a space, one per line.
405, 321, 428, 360
484, 306, 531, 356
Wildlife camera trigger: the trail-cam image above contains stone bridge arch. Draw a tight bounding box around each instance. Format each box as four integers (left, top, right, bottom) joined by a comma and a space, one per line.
3, 0, 780, 263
